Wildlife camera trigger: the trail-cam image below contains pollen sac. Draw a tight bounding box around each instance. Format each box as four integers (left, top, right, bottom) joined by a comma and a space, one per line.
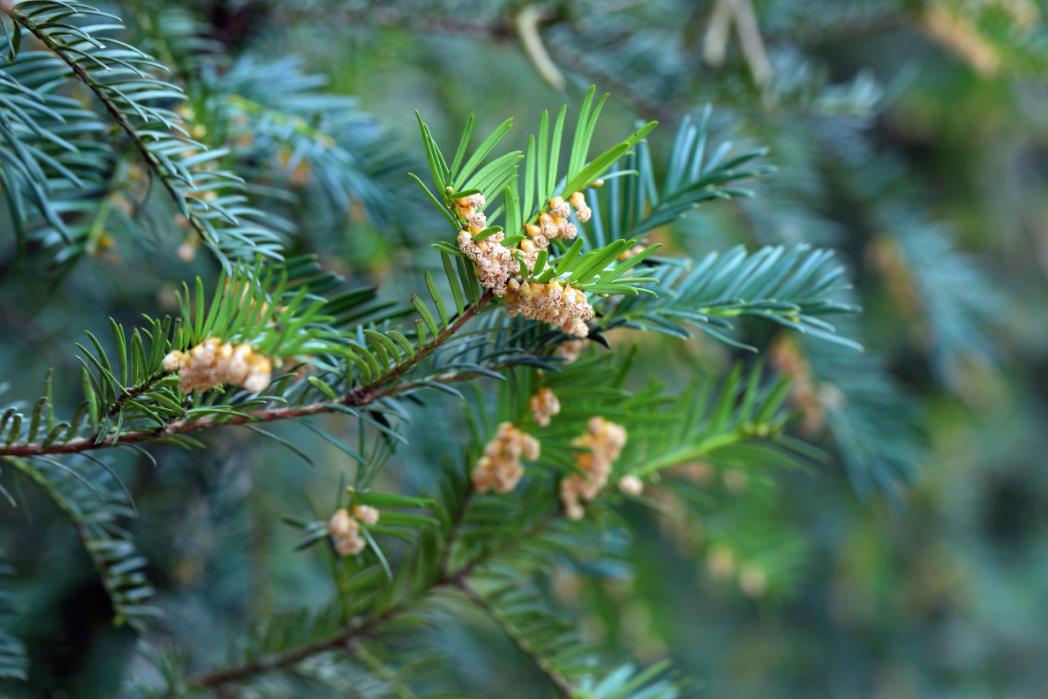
540, 215, 564, 241
328, 505, 381, 557
518, 239, 542, 273
529, 387, 561, 427
560, 417, 628, 520
618, 474, 644, 496
504, 278, 594, 338
472, 422, 541, 494
569, 191, 592, 223
465, 210, 488, 232
455, 192, 485, 213
554, 339, 587, 363
525, 223, 549, 250
353, 504, 380, 526
549, 196, 571, 219
558, 220, 578, 240
457, 229, 516, 296
328, 508, 366, 556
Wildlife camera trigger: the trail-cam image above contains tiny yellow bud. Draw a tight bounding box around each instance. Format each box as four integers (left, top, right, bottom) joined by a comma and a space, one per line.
618, 475, 644, 496
353, 505, 380, 526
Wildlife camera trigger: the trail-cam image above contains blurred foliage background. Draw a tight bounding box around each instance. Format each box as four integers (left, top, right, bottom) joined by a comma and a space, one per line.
2, 0, 1047, 697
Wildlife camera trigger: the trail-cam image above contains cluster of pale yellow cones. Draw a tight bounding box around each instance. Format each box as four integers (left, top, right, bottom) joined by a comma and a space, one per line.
327, 505, 380, 557
559, 416, 629, 520
163, 339, 273, 394
471, 422, 541, 494
455, 191, 598, 338
469, 383, 641, 521
166, 185, 640, 555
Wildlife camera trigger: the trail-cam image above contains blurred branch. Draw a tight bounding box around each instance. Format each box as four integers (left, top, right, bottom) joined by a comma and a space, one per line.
919, 3, 1001, 76
277, 4, 677, 121
189, 598, 407, 688
703, 0, 773, 87
515, 4, 566, 90
457, 579, 576, 697
0, 3, 217, 252
703, 0, 734, 66
189, 486, 561, 691
732, 0, 773, 87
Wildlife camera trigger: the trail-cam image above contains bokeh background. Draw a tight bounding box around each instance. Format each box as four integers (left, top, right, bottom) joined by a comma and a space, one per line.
2, 1, 1047, 697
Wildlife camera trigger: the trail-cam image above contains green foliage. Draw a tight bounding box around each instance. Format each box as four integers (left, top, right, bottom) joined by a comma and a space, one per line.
608, 244, 860, 351
216, 57, 413, 229
0, 68, 861, 691
2, 454, 156, 630
888, 225, 1001, 385
629, 360, 807, 477
801, 331, 926, 496
173, 262, 341, 358
4, 0, 1030, 696
1, 0, 283, 265
588, 110, 773, 244
535, 236, 659, 296
0, 49, 111, 249
0, 552, 27, 682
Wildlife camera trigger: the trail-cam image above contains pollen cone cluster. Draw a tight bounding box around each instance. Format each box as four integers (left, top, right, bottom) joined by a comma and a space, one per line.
522, 192, 589, 253
560, 417, 628, 520
554, 339, 587, 363
457, 228, 516, 296
504, 278, 593, 338
530, 387, 561, 427
454, 192, 518, 296
163, 338, 273, 394
472, 422, 540, 494
455, 191, 597, 337
327, 505, 380, 557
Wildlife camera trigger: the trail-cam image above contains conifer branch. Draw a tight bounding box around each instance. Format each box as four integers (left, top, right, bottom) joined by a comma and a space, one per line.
635, 424, 766, 476
189, 482, 559, 691
0, 3, 215, 249
1, 0, 285, 261
0, 1, 952, 694
188, 596, 413, 689
457, 579, 577, 697
0, 292, 493, 458
105, 373, 166, 420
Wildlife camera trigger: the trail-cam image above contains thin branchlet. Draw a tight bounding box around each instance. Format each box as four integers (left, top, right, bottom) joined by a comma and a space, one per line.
104, 373, 166, 419
187, 488, 561, 691
457, 579, 576, 697
183, 411, 757, 690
